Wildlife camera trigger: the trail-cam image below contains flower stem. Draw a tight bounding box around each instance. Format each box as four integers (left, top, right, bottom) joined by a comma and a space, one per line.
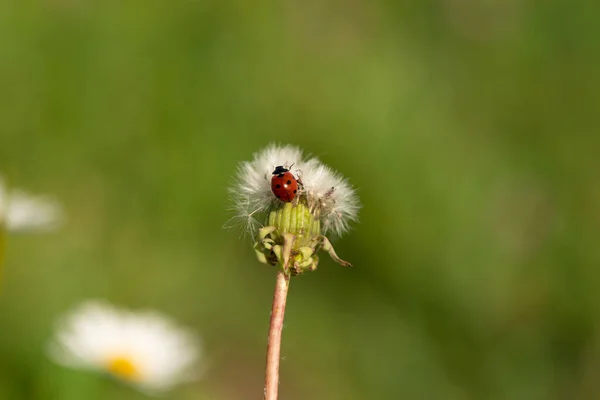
264, 269, 291, 400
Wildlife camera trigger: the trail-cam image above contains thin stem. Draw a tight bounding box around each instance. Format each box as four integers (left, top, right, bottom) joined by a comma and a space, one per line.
264, 234, 294, 400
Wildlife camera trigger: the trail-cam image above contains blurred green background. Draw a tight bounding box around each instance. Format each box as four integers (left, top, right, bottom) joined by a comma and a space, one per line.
1, 1, 599, 399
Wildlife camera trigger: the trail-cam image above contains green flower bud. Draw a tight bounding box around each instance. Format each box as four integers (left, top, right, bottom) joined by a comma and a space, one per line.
266, 203, 320, 248
229, 144, 357, 276
253, 201, 350, 276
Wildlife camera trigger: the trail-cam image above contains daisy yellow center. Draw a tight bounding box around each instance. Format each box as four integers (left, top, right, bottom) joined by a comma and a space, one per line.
106, 356, 141, 381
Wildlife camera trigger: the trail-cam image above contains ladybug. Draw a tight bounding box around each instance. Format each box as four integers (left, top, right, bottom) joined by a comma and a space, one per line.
271, 166, 299, 202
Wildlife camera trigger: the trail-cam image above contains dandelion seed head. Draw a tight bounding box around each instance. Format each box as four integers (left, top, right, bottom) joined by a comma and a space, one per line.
228, 144, 360, 238
234, 144, 304, 205
299, 158, 360, 236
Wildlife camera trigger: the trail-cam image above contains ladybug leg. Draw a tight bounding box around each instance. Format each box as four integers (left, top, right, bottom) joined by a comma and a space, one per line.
292, 176, 305, 206
293, 167, 304, 186
317, 235, 352, 267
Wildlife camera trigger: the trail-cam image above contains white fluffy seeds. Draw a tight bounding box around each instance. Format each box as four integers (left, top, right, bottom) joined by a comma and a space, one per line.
228, 144, 360, 237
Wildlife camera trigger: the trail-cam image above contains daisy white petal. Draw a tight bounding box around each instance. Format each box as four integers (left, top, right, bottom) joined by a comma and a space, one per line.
47, 300, 202, 394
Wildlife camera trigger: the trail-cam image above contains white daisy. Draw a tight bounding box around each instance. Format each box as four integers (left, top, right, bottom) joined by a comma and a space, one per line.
47, 300, 202, 394
228, 144, 360, 238
0, 176, 63, 232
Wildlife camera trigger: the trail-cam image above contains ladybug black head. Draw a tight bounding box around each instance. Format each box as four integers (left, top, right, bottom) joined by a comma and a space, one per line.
272, 165, 289, 175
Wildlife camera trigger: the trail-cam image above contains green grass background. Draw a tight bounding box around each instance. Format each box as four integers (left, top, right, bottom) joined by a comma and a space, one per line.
0, 1, 599, 399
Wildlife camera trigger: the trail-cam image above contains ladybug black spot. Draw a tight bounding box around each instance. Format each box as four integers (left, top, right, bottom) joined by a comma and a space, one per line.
293, 189, 297, 193
275, 184, 281, 189
286, 180, 292, 185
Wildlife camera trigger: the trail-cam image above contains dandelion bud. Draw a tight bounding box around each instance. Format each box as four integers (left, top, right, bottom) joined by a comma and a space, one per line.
266, 202, 320, 246
227, 144, 360, 275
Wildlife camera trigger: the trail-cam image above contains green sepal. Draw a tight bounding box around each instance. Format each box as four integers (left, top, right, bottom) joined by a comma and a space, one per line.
255, 248, 268, 264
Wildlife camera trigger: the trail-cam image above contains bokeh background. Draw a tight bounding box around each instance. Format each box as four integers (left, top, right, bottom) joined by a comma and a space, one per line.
1, 1, 599, 399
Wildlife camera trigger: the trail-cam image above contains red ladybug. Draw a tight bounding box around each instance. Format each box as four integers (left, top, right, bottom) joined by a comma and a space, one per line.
271, 166, 299, 202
